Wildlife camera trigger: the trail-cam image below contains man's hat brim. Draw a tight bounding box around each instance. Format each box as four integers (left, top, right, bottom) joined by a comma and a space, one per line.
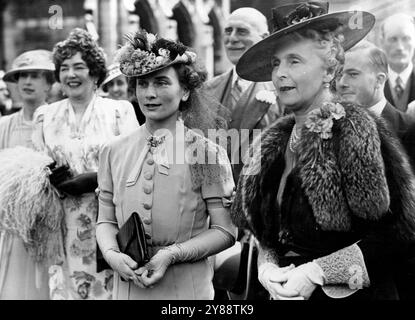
236, 11, 375, 82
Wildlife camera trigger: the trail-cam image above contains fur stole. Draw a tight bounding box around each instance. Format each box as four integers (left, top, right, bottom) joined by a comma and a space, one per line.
231, 102, 415, 247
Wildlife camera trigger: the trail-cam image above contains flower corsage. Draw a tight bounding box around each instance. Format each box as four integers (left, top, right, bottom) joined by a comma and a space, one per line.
305, 102, 345, 139
255, 90, 277, 105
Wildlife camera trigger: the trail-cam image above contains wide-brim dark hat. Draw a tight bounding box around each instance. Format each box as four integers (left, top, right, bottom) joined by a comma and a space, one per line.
236, 1, 375, 82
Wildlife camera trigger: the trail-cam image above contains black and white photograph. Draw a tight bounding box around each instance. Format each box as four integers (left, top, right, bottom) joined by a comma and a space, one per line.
0, 0, 415, 311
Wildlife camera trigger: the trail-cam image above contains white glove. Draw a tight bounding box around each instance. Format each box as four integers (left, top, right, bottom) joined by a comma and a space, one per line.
258, 262, 302, 299
279, 262, 325, 300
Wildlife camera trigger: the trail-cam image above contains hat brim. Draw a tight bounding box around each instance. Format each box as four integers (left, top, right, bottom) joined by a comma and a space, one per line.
123, 61, 179, 79
101, 70, 124, 88
236, 11, 375, 82
3, 67, 55, 83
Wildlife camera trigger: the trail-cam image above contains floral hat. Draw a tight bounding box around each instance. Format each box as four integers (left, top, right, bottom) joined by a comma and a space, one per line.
236, 1, 375, 82
115, 30, 197, 78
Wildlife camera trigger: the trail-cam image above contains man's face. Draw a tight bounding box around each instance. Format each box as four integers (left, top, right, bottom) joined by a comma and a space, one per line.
336, 50, 378, 107
382, 20, 415, 71
223, 15, 264, 65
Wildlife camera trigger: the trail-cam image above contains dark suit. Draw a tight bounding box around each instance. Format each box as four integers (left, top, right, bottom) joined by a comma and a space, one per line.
204, 69, 280, 183
384, 69, 415, 112
381, 102, 412, 139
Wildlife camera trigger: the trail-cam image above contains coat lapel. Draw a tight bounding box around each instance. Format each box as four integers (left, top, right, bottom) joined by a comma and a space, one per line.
204, 69, 233, 106
230, 82, 275, 130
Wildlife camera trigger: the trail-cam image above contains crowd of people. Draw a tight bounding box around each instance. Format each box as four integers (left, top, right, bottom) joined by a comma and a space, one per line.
1, 0, 415, 301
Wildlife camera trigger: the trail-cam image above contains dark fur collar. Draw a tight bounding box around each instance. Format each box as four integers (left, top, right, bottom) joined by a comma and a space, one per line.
232, 103, 415, 246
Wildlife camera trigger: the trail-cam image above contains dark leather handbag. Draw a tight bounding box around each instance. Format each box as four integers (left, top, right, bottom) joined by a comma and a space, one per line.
96, 212, 150, 273
116, 212, 150, 267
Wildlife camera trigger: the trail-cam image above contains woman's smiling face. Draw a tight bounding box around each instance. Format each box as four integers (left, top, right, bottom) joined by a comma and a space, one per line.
59, 51, 97, 100
271, 36, 329, 113
135, 66, 188, 123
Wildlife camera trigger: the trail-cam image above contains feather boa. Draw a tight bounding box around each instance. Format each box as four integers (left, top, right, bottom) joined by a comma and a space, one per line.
0, 146, 65, 264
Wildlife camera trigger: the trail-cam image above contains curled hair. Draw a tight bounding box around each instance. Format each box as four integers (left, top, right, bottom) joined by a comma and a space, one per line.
52, 28, 107, 86
290, 27, 345, 88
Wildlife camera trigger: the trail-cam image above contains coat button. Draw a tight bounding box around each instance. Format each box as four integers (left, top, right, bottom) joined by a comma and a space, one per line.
143, 186, 152, 194
144, 172, 153, 180
145, 233, 151, 239
143, 217, 152, 225
143, 203, 152, 210
147, 158, 155, 165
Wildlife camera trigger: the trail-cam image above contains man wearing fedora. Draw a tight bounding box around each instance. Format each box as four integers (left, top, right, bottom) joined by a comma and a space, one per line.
0, 49, 55, 150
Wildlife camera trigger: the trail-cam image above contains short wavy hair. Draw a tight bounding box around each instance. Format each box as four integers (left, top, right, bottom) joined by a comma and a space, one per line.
52, 28, 107, 86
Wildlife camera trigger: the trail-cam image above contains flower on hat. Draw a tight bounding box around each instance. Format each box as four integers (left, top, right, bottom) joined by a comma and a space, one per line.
305, 102, 345, 139
115, 30, 197, 77
285, 3, 325, 26
255, 90, 277, 104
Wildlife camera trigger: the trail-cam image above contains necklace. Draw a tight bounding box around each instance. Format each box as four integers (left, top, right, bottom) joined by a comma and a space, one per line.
289, 124, 300, 153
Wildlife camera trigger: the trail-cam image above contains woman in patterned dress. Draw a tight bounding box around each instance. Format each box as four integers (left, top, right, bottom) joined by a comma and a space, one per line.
32, 28, 138, 300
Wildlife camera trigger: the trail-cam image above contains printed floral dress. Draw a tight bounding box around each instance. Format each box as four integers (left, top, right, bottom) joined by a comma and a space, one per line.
32, 95, 138, 299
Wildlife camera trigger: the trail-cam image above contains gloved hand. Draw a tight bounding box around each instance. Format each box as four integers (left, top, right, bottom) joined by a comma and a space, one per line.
55, 172, 98, 196
47, 162, 72, 187
277, 262, 325, 300
104, 249, 143, 288
258, 262, 301, 300
134, 248, 175, 288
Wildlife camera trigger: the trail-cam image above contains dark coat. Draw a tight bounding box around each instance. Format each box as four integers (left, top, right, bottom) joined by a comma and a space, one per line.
385, 69, 415, 112
381, 102, 412, 139
232, 102, 415, 299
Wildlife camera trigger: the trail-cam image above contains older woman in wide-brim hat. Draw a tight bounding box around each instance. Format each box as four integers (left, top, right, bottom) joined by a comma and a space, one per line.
232, 1, 415, 300
96, 30, 236, 300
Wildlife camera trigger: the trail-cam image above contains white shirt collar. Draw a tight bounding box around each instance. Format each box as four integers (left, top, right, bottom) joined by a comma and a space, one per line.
232, 67, 250, 91
368, 97, 387, 116
388, 62, 413, 87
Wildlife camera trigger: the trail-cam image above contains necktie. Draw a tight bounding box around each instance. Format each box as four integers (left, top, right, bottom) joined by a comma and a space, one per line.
395, 76, 404, 100
230, 78, 243, 110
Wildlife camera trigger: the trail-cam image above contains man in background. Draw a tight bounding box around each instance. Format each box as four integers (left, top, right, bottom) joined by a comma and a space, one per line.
381, 13, 415, 113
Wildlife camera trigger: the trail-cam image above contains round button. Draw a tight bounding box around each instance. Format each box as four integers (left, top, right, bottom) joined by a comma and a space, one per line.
143, 186, 152, 194
147, 158, 155, 165
144, 172, 153, 180
145, 233, 151, 239
143, 217, 152, 225
143, 203, 152, 210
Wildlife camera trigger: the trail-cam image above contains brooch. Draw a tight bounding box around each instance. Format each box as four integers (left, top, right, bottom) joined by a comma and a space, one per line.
255, 90, 277, 104
305, 102, 346, 140
146, 135, 166, 149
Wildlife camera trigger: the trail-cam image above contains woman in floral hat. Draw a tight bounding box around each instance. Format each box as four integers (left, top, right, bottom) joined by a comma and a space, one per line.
96, 30, 236, 299
232, 1, 415, 300
31, 28, 139, 300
